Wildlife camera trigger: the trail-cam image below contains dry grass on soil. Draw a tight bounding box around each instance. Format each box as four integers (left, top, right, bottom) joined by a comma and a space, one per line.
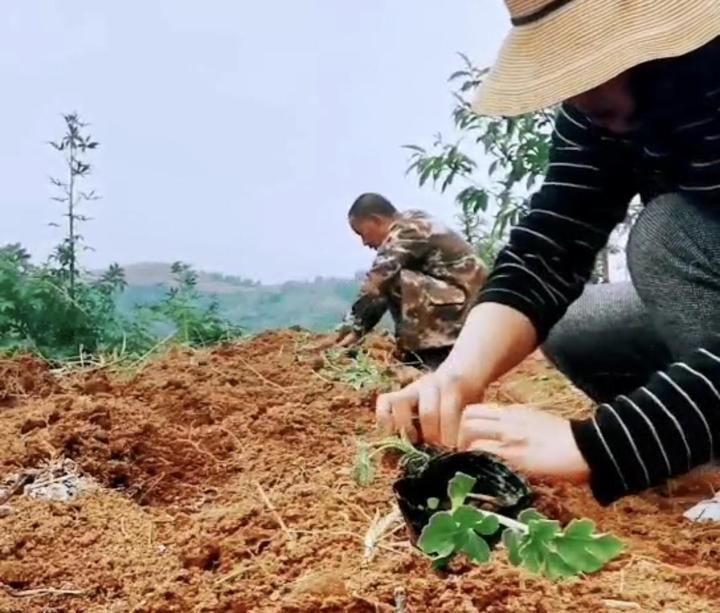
1, 331, 720, 612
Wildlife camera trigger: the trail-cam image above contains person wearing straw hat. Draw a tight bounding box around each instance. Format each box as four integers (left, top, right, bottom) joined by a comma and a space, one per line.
376, 0, 720, 510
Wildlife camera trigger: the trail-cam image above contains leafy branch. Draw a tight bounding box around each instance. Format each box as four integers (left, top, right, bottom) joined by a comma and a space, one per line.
417, 472, 624, 579
404, 53, 554, 253
407, 52, 638, 280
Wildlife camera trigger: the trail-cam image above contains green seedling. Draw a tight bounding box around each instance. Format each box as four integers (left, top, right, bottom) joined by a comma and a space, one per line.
352, 434, 430, 486
417, 472, 624, 579
322, 348, 392, 391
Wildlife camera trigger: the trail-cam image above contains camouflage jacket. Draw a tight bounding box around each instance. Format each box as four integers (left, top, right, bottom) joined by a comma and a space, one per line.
340, 210, 486, 351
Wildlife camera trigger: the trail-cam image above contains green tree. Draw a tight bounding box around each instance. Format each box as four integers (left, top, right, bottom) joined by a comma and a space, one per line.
405, 56, 553, 252
0, 246, 142, 360
1, 112, 247, 362
406, 54, 637, 280
0, 113, 147, 359
49, 113, 100, 298
141, 261, 244, 346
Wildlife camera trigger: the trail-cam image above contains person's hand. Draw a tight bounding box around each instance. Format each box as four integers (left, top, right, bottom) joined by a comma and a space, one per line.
309, 331, 359, 352
458, 404, 590, 484
374, 303, 540, 448
336, 331, 359, 348
375, 368, 486, 447
307, 334, 341, 352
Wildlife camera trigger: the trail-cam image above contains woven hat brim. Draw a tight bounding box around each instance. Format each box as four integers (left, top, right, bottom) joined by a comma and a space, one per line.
473, 0, 720, 117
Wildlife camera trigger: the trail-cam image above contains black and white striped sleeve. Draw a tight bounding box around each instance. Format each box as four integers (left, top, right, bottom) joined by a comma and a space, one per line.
476, 105, 637, 340
572, 337, 720, 505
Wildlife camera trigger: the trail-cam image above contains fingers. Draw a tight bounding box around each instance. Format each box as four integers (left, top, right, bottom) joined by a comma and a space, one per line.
467, 439, 507, 455
463, 404, 504, 421
458, 422, 502, 451
458, 404, 506, 450
417, 381, 441, 443
376, 377, 493, 448
468, 440, 523, 474
376, 376, 440, 444
375, 392, 394, 435
439, 376, 464, 448
392, 392, 418, 442
337, 334, 354, 348
375, 384, 419, 437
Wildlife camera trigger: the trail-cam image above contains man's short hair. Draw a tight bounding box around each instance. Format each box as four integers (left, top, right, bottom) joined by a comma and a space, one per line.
348, 193, 397, 220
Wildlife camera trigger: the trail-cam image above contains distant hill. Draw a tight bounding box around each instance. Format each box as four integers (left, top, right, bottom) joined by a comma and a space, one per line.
119, 262, 261, 294
114, 261, 364, 333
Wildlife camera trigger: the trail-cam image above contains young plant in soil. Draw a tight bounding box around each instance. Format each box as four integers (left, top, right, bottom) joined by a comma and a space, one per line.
322, 348, 393, 392
417, 472, 624, 579
352, 434, 430, 487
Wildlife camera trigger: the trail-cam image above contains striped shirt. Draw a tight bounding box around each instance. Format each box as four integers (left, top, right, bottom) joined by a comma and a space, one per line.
476, 37, 720, 505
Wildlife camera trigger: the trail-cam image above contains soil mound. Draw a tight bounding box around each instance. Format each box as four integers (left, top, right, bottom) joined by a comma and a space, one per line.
0, 357, 58, 409
1, 331, 719, 612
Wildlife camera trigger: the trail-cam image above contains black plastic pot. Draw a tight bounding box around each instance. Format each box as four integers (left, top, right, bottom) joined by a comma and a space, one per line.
392, 447, 533, 548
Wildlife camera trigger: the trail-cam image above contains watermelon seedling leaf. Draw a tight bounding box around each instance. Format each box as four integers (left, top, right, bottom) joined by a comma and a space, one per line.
414, 472, 624, 579
459, 529, 492, 564
418, 511, 457, 558
502, 528, 522, 566
448, 472, 476, 510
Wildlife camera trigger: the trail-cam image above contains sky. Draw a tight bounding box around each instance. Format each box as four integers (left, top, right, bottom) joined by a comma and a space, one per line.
1, 1, 509, 283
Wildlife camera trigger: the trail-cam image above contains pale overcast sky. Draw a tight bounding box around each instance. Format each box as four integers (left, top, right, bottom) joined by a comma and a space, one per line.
2, 1, 508, 283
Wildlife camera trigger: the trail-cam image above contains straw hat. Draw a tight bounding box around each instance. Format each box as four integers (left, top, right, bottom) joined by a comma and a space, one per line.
473, 0, 720, 117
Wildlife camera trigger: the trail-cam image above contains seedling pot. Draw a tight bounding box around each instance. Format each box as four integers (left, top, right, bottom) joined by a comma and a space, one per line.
392, 448, 533, 548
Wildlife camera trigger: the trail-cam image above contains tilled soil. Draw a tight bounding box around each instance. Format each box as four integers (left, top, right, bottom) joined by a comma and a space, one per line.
1, 331, 719, 612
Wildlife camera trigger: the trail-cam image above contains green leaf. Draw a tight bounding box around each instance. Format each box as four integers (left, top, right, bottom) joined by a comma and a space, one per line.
427, 497, 440, 511
517, 508, 545, 523
583, 534, 625, 562
352, 443, 373, 486
554, 538, 606, 574
515, 517, 623, 580
544, 551, 577, 581
502, 529, 522, 566
453, 505, 485, 529
475, 513, 500, 536
471, 190, 489, 214
417, 511, 457, 558
459, 529, 491, 564
448, 472, 476, 509
556, 519, 624, 573
562, 519, 595, 539
520, 540, 543, 574
528, 519, 561, 542
452, 505, 500, 536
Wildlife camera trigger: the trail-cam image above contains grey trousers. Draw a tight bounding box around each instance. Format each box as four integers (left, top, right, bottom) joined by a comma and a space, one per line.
542, 193, 720, 403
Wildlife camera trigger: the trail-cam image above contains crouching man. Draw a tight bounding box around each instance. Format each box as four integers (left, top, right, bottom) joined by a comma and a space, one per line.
335, 193, 486, 371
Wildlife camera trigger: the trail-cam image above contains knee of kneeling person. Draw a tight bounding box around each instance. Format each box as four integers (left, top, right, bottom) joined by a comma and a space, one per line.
540, 320, 574, 372
626, 193, 701, 284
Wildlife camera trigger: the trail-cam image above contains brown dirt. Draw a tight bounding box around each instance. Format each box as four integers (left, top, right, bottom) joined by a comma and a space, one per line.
0, 357, 58, 409
0, 330, 719, 612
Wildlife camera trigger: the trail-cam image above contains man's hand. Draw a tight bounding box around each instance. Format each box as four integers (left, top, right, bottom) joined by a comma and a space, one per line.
309, 331, 359, 352
458, 404, 590, 483
375, 368, 485, 447
336, 331, 360, 348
